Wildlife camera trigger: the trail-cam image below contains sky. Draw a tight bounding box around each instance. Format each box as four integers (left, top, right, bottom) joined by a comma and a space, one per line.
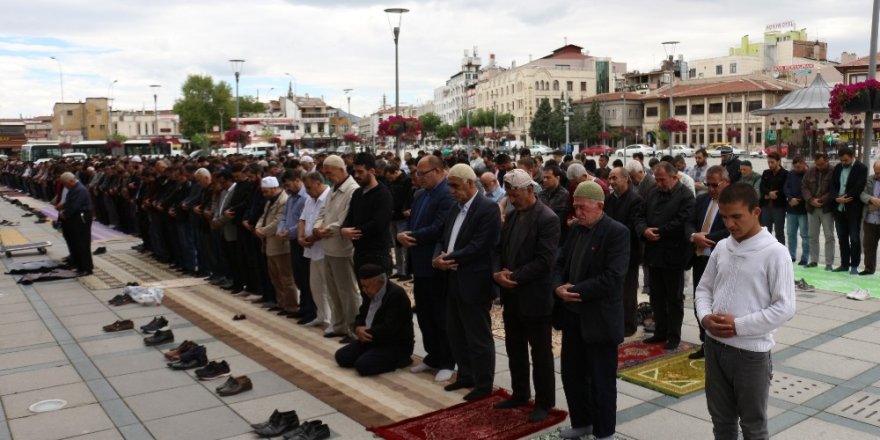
0, 0, 874, 121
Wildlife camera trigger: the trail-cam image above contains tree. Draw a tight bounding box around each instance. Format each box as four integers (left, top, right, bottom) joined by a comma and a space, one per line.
435, 124, 456, 142
529, 99, 553, 144
190, 133, 210, 149
583, 101, 604, 145
173, 74, 235, 139
548, 99, 567, 146
419, 112, 442, 137
569, 107, 588, 144
238, 96, 267, 114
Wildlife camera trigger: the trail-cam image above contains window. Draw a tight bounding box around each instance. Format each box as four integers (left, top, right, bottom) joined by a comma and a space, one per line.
567, 81, 573, 91
66, 110, 73, 116
709, 103, 723, 114
674, 105, 688, 116
689, 68, 696, 79
691, 104, 705, 114
730, 63, 737, 74
646, 107, 659, 117
555, 64, 571, 70
849, 74, 868, 84
99, 124, 105, 130
580, 81, 587, 91
535, 81, 539, 90
716, 65, 723, 75
727, 102, 742, 113
553, 80, 559, 91
95, 109, 102, 115
748, 100, 762, 111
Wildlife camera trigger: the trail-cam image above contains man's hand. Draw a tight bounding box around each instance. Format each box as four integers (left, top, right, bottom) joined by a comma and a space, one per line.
255, 228, 265, 239
870, 197, 880, 208
789, 198, 801, 207
809, 198, 823, 208
277, 229, 289, 239
432, 252, 458, 271
555, 283, 581, 303
355, 326, 372, 343
397, 231, 416, 247
168, 208, 177, 217
341, 227, 362, 240
223, 209, 235, 219
692, 232, 716, 249
243, 220, 253, 231
298, 236, 313, 248
314, 227, 332, 239
644, 227, 660, 241
769, 190, 779, 200
701, 313, 737, 338
493, 269, 518, 289
836, 194, 853, 204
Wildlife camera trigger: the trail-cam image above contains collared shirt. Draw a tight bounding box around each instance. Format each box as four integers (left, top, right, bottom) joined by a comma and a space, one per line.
484, 185, 506, 204
277, 186, 308, 238
365, 283, 388, 329
300, 186, 331, 260
447, 192, 477, 253
838, 166, 852, 212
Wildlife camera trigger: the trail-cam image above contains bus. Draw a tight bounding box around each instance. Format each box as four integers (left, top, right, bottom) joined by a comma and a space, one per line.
123, 139, 189, 158
20, 141, 62, 162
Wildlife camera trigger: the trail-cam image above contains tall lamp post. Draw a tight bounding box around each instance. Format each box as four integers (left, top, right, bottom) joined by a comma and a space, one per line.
662, 40, 679, 155
149, 84, 161, 137
343, 88, 353, 134
864, 0, 879, 165
108, 79, 118, 136
229, 59, 245, 152
50, 56, 65, 140
385, 7, 409, 158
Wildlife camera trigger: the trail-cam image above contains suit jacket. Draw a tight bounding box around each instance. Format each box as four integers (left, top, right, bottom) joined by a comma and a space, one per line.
439, 192, 501, 305
861, 173, 880, 219
497, 200, 560, 317
354, 281, 415, 349
636, 182, 695, 269
603, 188, 644, 268
406, 179, 455, 278
685, 193, 729, 256
258, 191, 290, 256
554, 214, 630, 344
830, 161, 868, 217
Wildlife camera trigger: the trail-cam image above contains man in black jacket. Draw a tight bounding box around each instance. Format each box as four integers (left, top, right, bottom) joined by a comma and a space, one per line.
385, 163, 413, 280
830, 147, 869, 274
759, 152, 788, 244
492, 169, 560, 423
604, 166, 645, 336
636, 161, 695, 350
335, 264, 414, 376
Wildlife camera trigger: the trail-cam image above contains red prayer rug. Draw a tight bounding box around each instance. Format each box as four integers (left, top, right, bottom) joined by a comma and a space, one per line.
367, 389, 568, 440
617, 340, 696, 371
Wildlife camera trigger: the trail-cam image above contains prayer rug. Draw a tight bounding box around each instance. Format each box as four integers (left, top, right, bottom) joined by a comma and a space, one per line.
617, 340, 696, 370
618, 349, 704, 398
367, 388, 568, 440
793, 265, 880, 298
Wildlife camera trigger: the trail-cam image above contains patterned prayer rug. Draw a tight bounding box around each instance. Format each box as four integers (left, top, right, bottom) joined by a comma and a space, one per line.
617, 340, 696, 370
793, 265, 880, 298
367, 388, 568, 440
618, 350, 705, 398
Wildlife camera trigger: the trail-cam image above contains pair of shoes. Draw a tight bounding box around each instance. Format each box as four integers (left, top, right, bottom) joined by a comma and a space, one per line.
859, 270, 875, 276
102, 320, 134, 332
144, 329, 175, 346
642, 335, 666, 344
233, 314, 247, 321
847, 288, 870, 301
109, 294, 135, 306
443, 380, 474, 391
850, 267, 860, 275
253, 409, 299, 437
434, 369, 454, 382
797, 260, 808, 266
282, 420, 330, 440
339, 335, 356, 344
140, 316, 168, 333
688, 346, 705, 359
195, 360, 231, 380
806, 262, 818, 268
217, 375, 252, 396
463, 389, 491, 401
494, 398, 528, 409
169, 346, 208, 370
664, 339, 681, 350
795, 279, 815, 292
164, 340, 197, 361
832, 266, 849, 272
93, 246, 107, 255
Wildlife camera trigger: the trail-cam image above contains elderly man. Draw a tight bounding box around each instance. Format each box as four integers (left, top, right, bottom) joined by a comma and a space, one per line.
313, 155, 362, 340
492, 169, 559, 422
739, 160, 761, 196
830, 147, 869, 274
802, 152, 835, 270
256, 176, 298, 315
555, 181, 630, 440
434, 164, 501, 401
625, 160, 655, 197
637, 162, 695, 350
335, 264, 414, 376
59, 172, 94, 276
299, 172, 332, 329
604, 166, 645, 336
481, 171, 506, 204
861, 160, 880, 276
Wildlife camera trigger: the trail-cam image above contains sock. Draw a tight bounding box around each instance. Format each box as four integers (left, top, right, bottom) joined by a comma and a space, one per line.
559, 425, 593, 439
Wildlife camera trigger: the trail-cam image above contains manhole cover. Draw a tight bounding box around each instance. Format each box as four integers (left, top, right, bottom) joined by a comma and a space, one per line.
827, 391, 880, 428
28, 399, 67, 413
770, 373, 833, 404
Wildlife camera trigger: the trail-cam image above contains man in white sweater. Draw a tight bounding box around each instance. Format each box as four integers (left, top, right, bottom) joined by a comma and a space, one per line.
695, 182, 796, 440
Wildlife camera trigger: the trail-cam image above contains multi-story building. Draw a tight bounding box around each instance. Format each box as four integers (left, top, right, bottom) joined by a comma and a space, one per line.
24, 116, 53, 140
111, 110, 180, 139
434, 48, 481, 125
573, 93, 646, 148
0, 120, 28, 155
52, 98, 110, 141
473, 44, 626, 144
835, 52, 880, 84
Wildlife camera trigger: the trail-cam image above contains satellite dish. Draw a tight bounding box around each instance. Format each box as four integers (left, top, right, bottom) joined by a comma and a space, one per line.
771, 71, 780, 79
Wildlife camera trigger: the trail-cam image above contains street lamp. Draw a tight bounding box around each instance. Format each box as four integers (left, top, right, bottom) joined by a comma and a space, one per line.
385, 7, 409, 157
343, 88, 353, 134
49, 56, 65, 140
108, 79, 118, 136
229, 59, 245, 151
864, 0, 879, 165
150, 84, 161, 136
662, 40, 679, 155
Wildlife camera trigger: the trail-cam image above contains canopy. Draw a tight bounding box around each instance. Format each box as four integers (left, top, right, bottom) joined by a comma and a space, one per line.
751, 75, 831, 116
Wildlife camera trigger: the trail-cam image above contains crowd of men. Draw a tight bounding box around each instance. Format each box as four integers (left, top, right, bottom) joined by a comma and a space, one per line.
2, 142, 878, 440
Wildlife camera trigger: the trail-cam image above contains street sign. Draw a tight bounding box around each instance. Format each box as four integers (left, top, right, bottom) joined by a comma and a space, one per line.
766, 131, 777, 141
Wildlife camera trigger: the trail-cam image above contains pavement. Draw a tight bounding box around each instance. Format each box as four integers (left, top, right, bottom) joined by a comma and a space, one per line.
2, 195, 880, 439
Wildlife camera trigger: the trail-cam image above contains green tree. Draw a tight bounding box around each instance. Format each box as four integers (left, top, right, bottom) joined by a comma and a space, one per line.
173, 74, 234, 139
583, 101, 604, 145
569, 107, 588, 144
435, 124, 456, 142
548, 99, 567, 147
529, 99, 553, 144
419, 112, 442, 137
108, 133, 128, 143
237, 96, 267, 114
190, 133, 210, 149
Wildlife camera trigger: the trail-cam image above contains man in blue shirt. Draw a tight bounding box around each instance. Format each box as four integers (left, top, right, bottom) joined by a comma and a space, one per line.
277, 170, 314, 323
60, 172, 94, 276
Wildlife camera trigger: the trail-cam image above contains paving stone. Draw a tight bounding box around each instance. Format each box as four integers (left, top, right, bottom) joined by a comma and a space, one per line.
112, 306, 176, 321
0, 302, 38, 315
0, 364, 81, 395
1, 382, 97, 419
125, 383, 223, 421
161, 324, 212, 342
786, 312, 849, 333
0, 319, 49, 337
773, 416, 880, 440
0, 346, 66, 371
825, 390, 880, 429
80, 334, 148, 357
617, 378, 664, 401
0, 310, 39, 325
65, 428, 124, 440
773, 326, 820, 347
229, 389, 336, 424
58, 311, 120, 327
0, 329, 55, 350
93, 351, 169, 377
617, 408, 714, 440
317, 411, 370, 439
783, 350, 875, 380
813, 338, 880, 364
144, 405, 250, 440
841, 326, 880, 344
212, 369, 299, 405
107, 367, 198, 397
52, 302, 113, 318
798, 304, 873, 323
770, 372, 834, 405
7, 403, 114, 440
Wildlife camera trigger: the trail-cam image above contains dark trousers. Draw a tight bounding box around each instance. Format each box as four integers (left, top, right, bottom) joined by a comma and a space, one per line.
335, 341, 413, 377
623, 265, 639, 335
760, 205, 786, 244
648, 267, 685, 343
291, 241, 315, 318
705, 337, 772, 440
224, 239, 246, 289
692, 255, 710, 342
834, 210, 863, 268
413, 276, 454, 370
447, 291, 494, 394
561, 309, 617, 438
174, 220, 196, 272
502, 298, 554, 409
864, 222, 880, 273
64, 214, 93, 273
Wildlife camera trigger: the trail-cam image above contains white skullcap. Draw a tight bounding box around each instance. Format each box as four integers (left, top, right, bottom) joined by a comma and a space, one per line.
130, 155, 142, 163
448, 163, 477, 182
261, 176, 279, 188
503, 168, 534, 189
300, 155, 314, 163
323, 155, 345, 169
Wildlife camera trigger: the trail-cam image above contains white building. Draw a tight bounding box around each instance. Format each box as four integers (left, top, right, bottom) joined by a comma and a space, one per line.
434, 48, 482, 125
111, 110, 180, 139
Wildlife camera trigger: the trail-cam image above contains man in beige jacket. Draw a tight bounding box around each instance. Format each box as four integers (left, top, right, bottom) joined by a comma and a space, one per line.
256, 176, 298, 314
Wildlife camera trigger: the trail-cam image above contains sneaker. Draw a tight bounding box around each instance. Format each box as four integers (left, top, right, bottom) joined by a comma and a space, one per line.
795, 279, 815, 292
140, 316, 169, 333
847, 288, 870, 301
196, 360, 231, 380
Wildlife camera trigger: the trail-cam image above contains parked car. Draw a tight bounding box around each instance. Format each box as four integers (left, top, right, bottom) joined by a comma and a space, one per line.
763, 145, 789, 156
581, 145, 614, 156
668, 145, 694, 157
615, 144, 655, 157
708, 146, 745, 158
530, 144, 553, 156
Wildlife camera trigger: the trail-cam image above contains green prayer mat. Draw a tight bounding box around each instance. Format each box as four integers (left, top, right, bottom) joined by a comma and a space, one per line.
618, 350, 705, 398
793, 265, 880, 298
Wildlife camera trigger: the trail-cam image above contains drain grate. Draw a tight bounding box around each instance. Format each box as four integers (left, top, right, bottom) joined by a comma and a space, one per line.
827, 391, 880, 428
769, 373, 833, 404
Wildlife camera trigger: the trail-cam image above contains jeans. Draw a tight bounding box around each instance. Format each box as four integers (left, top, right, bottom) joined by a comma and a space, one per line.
807, 210, 834, 266
785, 213, 809, 262
760, 206, 785, 244
705, 338, 772, 440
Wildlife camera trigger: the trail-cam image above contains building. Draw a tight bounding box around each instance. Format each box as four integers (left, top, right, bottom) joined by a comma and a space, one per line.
474, 44, 626, 144
0, 121, 28, 155
834, 53, 880, 84
24, 116, 53, 140
111, 110, 180, 139
52, 98, 110, 141
573, 93, 646, 148
434, 48, 482, 125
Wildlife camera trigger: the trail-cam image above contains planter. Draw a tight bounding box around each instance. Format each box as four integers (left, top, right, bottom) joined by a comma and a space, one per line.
843, 91, 872, 114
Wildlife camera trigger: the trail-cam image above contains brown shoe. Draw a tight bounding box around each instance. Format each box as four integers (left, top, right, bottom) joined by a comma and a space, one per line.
216, 375, 253, 396
102, 320, 134, 332
164, 340, 197, 361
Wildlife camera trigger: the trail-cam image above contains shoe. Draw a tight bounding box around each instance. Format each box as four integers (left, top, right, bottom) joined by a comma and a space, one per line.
323, 332, 346, 338
296, 315, 315, 324
825, 264, 833, 271
107, 294, 125, 305
102, 320, 134, 332
859, 270, 875, 276
806, 262, 818, 268
216, 375, 253, 396
233, 314, 247, 321
93, 246, 107, 255
850, 267, 859, 275
688, 346, 705, 359
339, 335, 356, 344
444, 380, 474, 391
140, 316, 169, 333
397, 275, 412, 281
847, 288, 870, 301
250, 409, 297, 430
832, 266, 849, 272
169, 345, 207, 369
110, 294, 135, 306
528, 407, 549, 423
798, 260, 808, 266
195, 360, 231, 380
795, 279, 815, 292
560, 426, 593, 439
664, 339, 681, 350
642, 335, 666, 344
494, 398, 528, 409
283, 420, 330, 440
304, 319, 324, 327
144, 329, 174, 346
254, 411, 300, 437
164, 340, 197, 360
434, 369, 454, 382
463, 389, 491, 401
76, 270, 93, 277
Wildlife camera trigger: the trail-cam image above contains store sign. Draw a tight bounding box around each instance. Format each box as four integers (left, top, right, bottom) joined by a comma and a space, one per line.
770, 64, 814, 72
766, 21, 796, 31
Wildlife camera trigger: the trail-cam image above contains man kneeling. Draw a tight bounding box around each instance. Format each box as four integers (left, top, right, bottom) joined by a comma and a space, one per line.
335, 264, 414, 376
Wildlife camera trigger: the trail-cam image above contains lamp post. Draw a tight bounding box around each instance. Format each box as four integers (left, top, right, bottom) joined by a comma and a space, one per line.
343, 88, 353, 134
49, 56, 65, 140
150, 84, 161, 136
108, 79, 117, 136
622, 94, 628, 149
864, 0, 879, 165
385, 7, 409, 157
662, 40, 679, 155
229, 59, 245, 151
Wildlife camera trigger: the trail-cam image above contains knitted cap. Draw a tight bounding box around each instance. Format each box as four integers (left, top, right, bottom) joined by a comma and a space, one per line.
573, 180, 604, 202
323, 155, 345, 170
448, 163, 477, 182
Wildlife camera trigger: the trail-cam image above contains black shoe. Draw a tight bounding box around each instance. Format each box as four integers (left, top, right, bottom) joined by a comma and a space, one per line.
323, 332, 346, 338
283, 420, 329, 440
296, 315, 316, 325
494, 398, 528, 409
463, 389, 491, 401
642, 335, 666, 344
832, 266, 849, 272
250, 409, 298, 430
397, 275, 412, 281
797, 260, 808, 266
339, 335, 356, 344
93, 246, 107, 255
688, 346, 705, 359
444, 380, 474, 391
144, 329, 175, 346
254, 411, 300, 437
169, 345, 207, 369
806, 262, 818, 268
140, 316, 169, 333
859, 270, 875, 276
76, 270, 93, 277
528, 407, 549, 423
664, 339, 681, 350
195, 360, 231, 380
